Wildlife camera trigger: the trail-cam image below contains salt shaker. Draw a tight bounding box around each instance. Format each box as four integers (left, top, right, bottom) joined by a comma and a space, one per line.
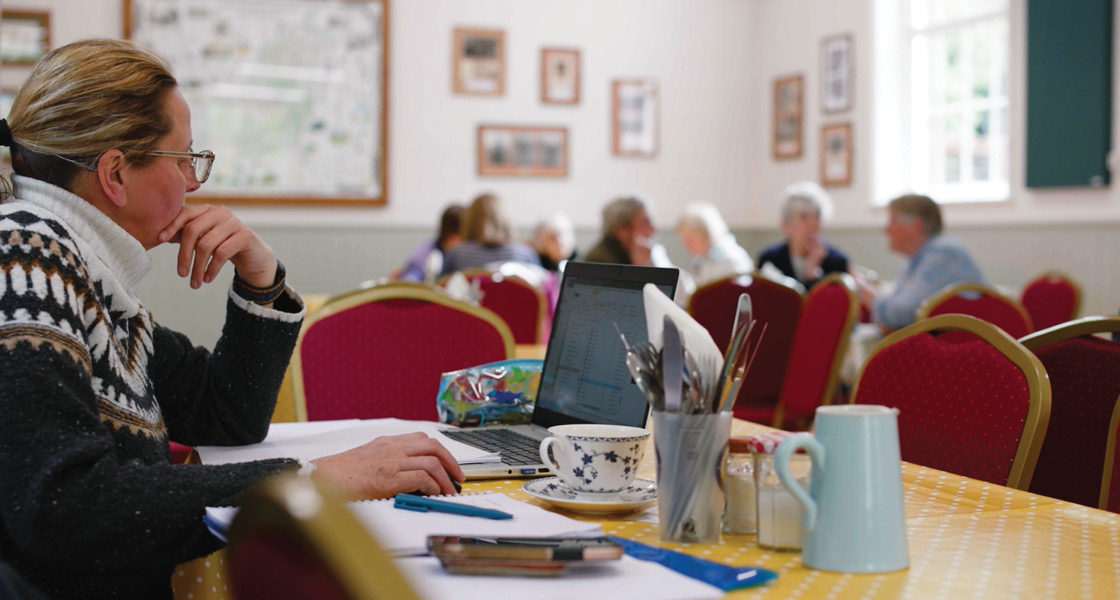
749, 431, 812, 551
722, 436, 756, 534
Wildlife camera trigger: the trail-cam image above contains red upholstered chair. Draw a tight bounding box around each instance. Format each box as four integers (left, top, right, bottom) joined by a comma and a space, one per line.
852, 314, 1050, 489
917, 282, 1035, 340
735, 274, 859, 430
1102, 396, 1120, 512
444, 267, 550, 344
1020, 271, 1082, 331
290, 282, 514, 422
688, 273, 803, 415
228, 474, 421, 600
168, 441, 193, 464
1019, 316, 1120, 507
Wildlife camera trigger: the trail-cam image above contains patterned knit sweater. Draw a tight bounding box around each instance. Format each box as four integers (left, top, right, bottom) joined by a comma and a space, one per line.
0, 176, 305, 599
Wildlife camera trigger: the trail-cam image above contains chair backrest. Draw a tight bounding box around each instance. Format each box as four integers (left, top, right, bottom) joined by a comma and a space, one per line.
688, 273, 803, 408
852, 314, 1051, 489
228, 475, 421, 600
1019, 315, 1120, 507
917, 282, 1035, 340
1020, 271, 1081, 331
451, 268, 550, 344
773, 273, 859, 429
1102, 395, 1120, 512
291, 282, 514, 422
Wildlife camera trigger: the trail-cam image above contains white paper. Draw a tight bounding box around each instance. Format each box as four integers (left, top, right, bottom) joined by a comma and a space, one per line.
207, 492, 602, 556
398, 555, 722, 600
642, 284, 722, 363
195, 418, 498, 465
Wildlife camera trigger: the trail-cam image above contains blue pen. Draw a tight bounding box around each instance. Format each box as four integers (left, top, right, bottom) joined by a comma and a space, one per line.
393, 493, 514, 520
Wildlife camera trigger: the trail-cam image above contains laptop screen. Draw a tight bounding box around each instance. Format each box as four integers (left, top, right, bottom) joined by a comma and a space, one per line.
532, 262, 678, 429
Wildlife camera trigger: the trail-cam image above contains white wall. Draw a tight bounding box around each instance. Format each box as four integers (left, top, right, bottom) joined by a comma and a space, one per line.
3, 0, 1119, 345
0, 0, 756, 345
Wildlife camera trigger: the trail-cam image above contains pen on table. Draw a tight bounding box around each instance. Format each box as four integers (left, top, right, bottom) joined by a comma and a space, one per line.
393, 493, 513, 520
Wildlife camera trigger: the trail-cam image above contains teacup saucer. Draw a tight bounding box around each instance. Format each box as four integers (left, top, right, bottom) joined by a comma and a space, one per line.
522, 477, 657, 514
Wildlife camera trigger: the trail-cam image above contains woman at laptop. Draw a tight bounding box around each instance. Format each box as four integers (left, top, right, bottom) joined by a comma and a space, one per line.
0, 39, 462, 600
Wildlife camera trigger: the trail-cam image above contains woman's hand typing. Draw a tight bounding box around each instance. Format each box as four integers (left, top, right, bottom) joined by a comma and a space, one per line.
310, 432, 466, 500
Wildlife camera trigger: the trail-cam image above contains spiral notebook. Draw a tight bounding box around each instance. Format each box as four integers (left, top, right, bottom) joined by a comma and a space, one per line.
205, 492, 602, 556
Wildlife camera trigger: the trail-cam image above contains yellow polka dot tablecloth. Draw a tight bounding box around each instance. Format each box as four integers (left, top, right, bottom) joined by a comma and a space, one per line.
174, 419, 1120, 600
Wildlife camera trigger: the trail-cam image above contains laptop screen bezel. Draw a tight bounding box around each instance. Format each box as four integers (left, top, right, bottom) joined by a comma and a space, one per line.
530, 262, 679, 430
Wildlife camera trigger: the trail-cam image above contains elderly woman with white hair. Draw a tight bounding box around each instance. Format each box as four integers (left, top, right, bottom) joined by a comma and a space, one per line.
757, 181, 849, 289
675, 203, 754, 303
531, 212, 577, 271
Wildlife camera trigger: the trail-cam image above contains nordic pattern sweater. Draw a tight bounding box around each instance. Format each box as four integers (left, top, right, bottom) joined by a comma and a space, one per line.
0, 176, 305, 599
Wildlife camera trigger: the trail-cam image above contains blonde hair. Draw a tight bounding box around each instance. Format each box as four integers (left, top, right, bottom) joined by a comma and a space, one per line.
676, 203, 729, 245
460, 193, 513, 245
7, 38, 178, 190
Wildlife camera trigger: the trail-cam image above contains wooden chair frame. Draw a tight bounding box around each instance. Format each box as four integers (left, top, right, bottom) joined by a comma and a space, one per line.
1019, 315, 1120, 349
438, 267, 549, 344
1102, 395, 1120, 511
916, 282, 1035, 332
852, 314, 1051, 490
289, 281, 515, 422
771, 272, 859, 429
1021, 270, 1082, 324
229, 475, 421, 600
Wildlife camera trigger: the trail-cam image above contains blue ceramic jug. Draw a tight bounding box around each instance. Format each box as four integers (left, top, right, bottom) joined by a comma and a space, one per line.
774, 405, 909, 573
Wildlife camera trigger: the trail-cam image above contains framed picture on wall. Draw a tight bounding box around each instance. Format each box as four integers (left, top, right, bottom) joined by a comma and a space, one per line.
1, 10, 51, 66
125, 0, 389, 206
477, 125, 568, 176
820, 122, 852, 186
611, 79, 658, 157
453, 27, 505, 96
821, 34, 853, 113
773, 74, 803, 159
541, 48, 580, 105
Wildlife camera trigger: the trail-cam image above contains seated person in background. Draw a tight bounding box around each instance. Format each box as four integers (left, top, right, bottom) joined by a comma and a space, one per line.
0, 39, 462, 600
855, 193, 986, 333
675, 203, 754, 302
396, 203, 463, 282
757, 181, 849, 289
583, 194, 674, 268
531, 211, 577, 271
440, 193, 540, 276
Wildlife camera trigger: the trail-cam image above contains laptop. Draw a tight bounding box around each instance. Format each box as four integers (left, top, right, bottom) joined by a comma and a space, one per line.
445, 261, 679, 479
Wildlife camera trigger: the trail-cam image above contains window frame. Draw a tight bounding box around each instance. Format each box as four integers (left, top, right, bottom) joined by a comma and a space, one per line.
874, 0, 1012, 206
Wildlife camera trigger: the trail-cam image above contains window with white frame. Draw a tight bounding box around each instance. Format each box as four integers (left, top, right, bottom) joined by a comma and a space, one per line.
874, 0, 1010, 204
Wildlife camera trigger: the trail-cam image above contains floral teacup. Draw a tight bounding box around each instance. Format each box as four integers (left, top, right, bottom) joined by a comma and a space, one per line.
539, 424, 650, 496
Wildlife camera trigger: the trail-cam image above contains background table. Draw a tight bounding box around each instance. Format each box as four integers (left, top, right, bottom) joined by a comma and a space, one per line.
173, 419, 1120, 599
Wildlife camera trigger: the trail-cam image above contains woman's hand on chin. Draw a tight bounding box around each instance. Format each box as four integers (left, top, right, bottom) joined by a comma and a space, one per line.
158, 204, 277, 289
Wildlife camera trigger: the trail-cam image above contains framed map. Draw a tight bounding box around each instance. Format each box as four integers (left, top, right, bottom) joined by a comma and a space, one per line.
124, 0, 388, 206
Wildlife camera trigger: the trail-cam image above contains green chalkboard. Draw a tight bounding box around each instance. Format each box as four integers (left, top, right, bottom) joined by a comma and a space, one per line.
1026, 0, 1112, 188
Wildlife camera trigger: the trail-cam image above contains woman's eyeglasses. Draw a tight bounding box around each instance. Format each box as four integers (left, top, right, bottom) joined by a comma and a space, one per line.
146, 149, 215, 184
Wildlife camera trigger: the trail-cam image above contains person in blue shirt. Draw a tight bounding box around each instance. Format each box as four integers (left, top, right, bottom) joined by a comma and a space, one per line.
855, 194, 986, 333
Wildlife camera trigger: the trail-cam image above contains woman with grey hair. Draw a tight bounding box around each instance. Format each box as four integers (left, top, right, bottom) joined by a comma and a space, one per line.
676, 203, 754, 289
757, 181, 849, 289
532, 211, 577, 271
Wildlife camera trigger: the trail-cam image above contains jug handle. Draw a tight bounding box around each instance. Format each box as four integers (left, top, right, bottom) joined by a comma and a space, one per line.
775, 433, 825, 533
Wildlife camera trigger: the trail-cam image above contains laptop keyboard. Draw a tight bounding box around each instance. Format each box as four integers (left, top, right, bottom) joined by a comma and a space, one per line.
443, 429, 543, 466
